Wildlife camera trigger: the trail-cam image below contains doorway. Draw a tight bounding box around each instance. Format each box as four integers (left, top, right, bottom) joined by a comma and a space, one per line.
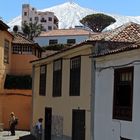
45, 107, 52, 140
72, 109, 85, 140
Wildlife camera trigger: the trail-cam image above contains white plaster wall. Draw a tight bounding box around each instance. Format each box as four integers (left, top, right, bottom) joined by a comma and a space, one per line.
34, 35, 89, 46
22, 5, 57, 32
94, 50, 140, 140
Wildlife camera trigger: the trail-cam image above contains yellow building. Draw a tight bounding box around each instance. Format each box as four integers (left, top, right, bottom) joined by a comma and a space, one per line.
0, 20, 13, 127
31, 42, 94, 140
0, 20, 13, 91
31, 22, 140, 140
0, 20, 43, 130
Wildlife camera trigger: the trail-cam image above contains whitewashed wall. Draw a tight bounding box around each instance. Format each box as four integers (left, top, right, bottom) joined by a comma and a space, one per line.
34, 35, 89, 46
94, 49, 140, 140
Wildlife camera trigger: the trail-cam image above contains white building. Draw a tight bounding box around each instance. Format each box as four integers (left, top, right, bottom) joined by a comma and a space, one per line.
91, 22, 140, 140
31, 22, 140, 140
93, 42, 140, 140
34, 28, 94, 47
22, 4, 58, 32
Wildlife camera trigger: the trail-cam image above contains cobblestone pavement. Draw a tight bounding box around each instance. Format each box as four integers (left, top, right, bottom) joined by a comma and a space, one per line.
0, 131, 30, 140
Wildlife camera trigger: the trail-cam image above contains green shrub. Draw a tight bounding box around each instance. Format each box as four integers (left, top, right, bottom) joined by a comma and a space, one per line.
42, 44, 71, 51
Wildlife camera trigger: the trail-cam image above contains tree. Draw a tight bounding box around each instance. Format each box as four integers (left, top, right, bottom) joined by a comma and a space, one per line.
13, 25, 19, 33
80, 13, 116, 32
22, 22, 43, 40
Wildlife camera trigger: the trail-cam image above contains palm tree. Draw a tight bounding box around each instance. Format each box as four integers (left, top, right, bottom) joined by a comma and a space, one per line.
22, 22, 43, 40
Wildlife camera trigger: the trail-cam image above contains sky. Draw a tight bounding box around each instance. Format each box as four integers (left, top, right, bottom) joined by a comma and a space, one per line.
1, 0, 140, 22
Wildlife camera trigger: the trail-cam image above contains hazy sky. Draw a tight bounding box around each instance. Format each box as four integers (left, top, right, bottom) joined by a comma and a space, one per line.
1, 0, 140, 22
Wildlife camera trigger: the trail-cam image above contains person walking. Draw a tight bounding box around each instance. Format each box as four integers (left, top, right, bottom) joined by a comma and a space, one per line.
35, 118, 43, 140
9, 112, 16, 136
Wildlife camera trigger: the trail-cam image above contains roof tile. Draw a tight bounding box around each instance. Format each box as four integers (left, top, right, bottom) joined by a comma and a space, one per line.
39, 28, 95, 37
12, 34, 35, 45
90, 22, 140, 42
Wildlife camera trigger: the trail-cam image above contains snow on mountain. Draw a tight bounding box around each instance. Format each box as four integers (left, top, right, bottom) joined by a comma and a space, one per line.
7, 2, 140, 31
41, 2, 95, 29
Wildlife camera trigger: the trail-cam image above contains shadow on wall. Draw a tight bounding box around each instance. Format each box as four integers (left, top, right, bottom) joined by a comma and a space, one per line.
19, 134, 36, 140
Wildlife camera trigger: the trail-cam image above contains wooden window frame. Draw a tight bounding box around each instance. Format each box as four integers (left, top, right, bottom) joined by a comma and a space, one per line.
70, 56, 81, 96
113, 67, 134, 121
4, 39, 10, 64
39, 65, 47, 96
24, 12, 27, 16
52, 59, 62, 97
48, 17, 52, 22
49, 39, 58, 45
67, 39, 76, 44
48, 26, 52, 31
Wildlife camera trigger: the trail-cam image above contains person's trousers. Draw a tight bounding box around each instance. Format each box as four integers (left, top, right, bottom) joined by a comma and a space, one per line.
10, 124, 15, 135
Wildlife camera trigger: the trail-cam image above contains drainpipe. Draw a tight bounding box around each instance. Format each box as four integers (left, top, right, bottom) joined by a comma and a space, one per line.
90, 43, 98, 140
31, 65, 35, 132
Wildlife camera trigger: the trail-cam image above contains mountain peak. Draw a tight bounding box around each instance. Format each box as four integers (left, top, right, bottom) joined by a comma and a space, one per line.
7, 2, 140, 31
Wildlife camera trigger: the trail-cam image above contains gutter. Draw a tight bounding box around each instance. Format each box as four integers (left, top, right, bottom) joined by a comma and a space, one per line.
30, 65, 35, 132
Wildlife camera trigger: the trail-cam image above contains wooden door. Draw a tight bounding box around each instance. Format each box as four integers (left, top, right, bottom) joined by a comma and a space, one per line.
72, 109, 85, 140
45, 107, 52, 140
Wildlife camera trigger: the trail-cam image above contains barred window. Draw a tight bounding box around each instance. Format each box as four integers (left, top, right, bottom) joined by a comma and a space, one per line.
39, 65, 47, 96
70, 56, 81, 96
113, 67, 133, 121
53, 59, 62, 97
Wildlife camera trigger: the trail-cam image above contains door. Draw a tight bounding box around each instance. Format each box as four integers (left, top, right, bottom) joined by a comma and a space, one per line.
72, 109, 85, 140
45, 107, 52, 140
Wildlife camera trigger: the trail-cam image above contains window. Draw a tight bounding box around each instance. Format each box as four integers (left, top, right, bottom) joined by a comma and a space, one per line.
30, 18, 32, 21
22, 46, 32, 54
120, 137, 131, 140
4, 40, 10, 63
40, 18, 46, 22
53, 59, 62, 97
49, 39, 58, 45
48, 26, 52, 30
24, 12, 27, 16
48, 17, 52, 21
70, 56, 81, 96
12, 46, 32, 54
34, 17, 39, 22
12, 45, 22, 54
67, 39, 76, 44
113, 67, 134, 121
39, 65, 47, 96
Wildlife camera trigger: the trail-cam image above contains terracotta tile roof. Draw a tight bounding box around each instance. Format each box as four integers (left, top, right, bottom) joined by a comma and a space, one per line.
92, 41, 140, 57
39, 28, 95, 37
31, 22, 140, 60
90, 22, 140, 42
12, 34, 35, 45
30, 41, 90, 63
